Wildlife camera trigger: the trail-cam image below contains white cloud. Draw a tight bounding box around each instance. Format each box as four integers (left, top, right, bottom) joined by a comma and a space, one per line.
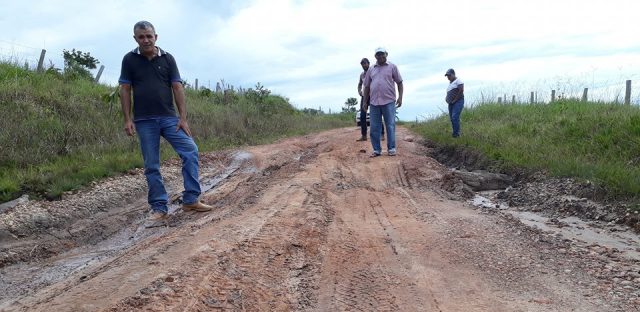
2, 0, 640, 120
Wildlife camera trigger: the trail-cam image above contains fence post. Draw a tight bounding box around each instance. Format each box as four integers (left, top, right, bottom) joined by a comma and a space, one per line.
94, 65, 105, 83
551, 90, 556, 103
625, 80, 631, 105
512, 95, 515, 104
582, 88, 588, 102
530, 92, 534, 104
195, 78, 199, 91
37, 49, 46, 72
498, 97, 502, 104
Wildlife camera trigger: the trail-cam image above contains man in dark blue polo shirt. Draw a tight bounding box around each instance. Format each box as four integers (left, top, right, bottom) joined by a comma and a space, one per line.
119, 21, 212, 222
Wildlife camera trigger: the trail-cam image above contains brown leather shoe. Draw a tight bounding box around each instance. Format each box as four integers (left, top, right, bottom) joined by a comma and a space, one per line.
182, 201, 213, 212
356, 136, 367, 141
148, 210, 168, 220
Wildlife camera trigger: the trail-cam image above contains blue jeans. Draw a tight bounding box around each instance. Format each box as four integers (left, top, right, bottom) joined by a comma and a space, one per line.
359, 97, 384, 138
448, 98, 464, 137
135, 117, 201, 213
369, 102, 396, 154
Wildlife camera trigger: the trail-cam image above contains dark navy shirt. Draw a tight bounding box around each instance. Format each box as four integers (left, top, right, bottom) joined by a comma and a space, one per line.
118, 47, 182, 121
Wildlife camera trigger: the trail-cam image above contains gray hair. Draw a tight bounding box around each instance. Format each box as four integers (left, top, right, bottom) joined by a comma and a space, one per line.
133, 21, 155, 33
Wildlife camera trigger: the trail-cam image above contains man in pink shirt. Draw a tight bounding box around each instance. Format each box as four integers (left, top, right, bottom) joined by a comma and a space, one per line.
363, 47, 403, 157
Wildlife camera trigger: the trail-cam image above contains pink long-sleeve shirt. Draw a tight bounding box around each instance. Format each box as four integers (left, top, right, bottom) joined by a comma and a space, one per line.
363, 62, 403, 106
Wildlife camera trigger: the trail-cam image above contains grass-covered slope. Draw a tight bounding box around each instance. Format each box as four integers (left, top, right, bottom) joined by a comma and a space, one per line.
0, 62, 350, 202
410, 100, 640, 198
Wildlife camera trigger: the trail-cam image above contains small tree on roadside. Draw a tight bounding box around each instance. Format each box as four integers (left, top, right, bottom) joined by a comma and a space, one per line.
343, 97, 358, 113
62, 49, 99, 81
246, 82, 271, 105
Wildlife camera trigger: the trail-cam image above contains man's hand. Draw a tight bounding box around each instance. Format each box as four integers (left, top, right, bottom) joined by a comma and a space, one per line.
124, 120, 135, 136
358, 90, 363, 97
396, 98, 402, 108
177, 118, 192, 137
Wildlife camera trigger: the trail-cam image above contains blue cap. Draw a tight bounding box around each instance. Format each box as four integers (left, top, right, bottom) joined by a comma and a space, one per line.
445, 68, 455, 76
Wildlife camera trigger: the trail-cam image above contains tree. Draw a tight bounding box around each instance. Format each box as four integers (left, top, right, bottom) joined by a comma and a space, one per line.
62, 49, 100, 81
246, 82, 271, 105
343, 97, 358, 113
302, 108, 323, 115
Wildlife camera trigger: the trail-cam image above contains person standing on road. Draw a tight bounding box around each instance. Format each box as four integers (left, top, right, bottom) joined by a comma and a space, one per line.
357, 58, 384, 141
119, 21, 213, 221
362, 47, 403, 157
445, 68, 464, 138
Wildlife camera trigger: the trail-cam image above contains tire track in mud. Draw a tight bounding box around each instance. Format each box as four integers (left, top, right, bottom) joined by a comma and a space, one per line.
107, 137, 335, 311
314, 157, 436, 312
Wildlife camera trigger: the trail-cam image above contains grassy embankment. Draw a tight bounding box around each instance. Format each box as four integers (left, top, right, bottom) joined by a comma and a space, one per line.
410, 100, 640, 202
0, 62, 351, 202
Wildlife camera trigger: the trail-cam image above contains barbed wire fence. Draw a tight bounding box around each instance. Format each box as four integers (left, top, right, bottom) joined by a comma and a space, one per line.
0, 39, 108, 83
468, 73, 640, 108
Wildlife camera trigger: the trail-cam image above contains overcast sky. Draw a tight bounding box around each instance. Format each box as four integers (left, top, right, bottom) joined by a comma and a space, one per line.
2, 0, 639, 120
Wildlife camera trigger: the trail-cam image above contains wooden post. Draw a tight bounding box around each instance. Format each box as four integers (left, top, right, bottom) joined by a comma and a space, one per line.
503, 94, 506, 104
37, 49, 46, 72
582, 88, 588, 102
512, 95, 515, 104
94, 65, 105, 83
530, 92, 534, 104
625, 80, 631, 105
498, 97, 502, 104
551, 90, 556, 103
195, 78, 199, 91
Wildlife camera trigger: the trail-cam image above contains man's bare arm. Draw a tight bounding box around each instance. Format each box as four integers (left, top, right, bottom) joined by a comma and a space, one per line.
172, 81, 192, 137
396, 81, 403, 108
119, 84, 135, 136
451, 84, 464, 104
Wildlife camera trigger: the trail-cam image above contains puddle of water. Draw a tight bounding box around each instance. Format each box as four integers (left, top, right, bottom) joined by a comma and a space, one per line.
0, 224, 155, 308
471, 195, 640, 261
473, 194, 509, 210
0, 151, 256, 308
169, 151, 254, 213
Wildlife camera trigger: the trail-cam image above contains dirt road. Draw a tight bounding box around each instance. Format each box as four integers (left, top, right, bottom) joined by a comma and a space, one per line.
1, 127, 638, 311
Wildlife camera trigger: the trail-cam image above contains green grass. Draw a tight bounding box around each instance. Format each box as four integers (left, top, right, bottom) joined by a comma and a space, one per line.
410, 100, 640, 198
0, 62, 350, 202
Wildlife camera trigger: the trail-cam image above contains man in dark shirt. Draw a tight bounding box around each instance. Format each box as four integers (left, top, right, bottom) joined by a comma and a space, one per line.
119, 21, 213, 222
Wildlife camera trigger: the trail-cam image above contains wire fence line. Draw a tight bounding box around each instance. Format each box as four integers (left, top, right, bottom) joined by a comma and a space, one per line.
2, 39, 640, 105
0, 41, 44, 70
0, 40, 107, 82
476, 79, 636, 106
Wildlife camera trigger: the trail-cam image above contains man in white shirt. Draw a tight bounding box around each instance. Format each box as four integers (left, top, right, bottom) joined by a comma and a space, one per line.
445, 68, 464, 138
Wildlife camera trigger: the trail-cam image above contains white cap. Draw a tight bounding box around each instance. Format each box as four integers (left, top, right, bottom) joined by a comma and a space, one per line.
375, 47, 387, 54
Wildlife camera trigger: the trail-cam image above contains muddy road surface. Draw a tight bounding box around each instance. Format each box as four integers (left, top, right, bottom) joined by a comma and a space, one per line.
1, 127, 638, 311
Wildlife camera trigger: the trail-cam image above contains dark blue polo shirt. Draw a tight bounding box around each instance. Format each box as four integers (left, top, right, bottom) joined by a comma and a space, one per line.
118, 47, 182, 121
